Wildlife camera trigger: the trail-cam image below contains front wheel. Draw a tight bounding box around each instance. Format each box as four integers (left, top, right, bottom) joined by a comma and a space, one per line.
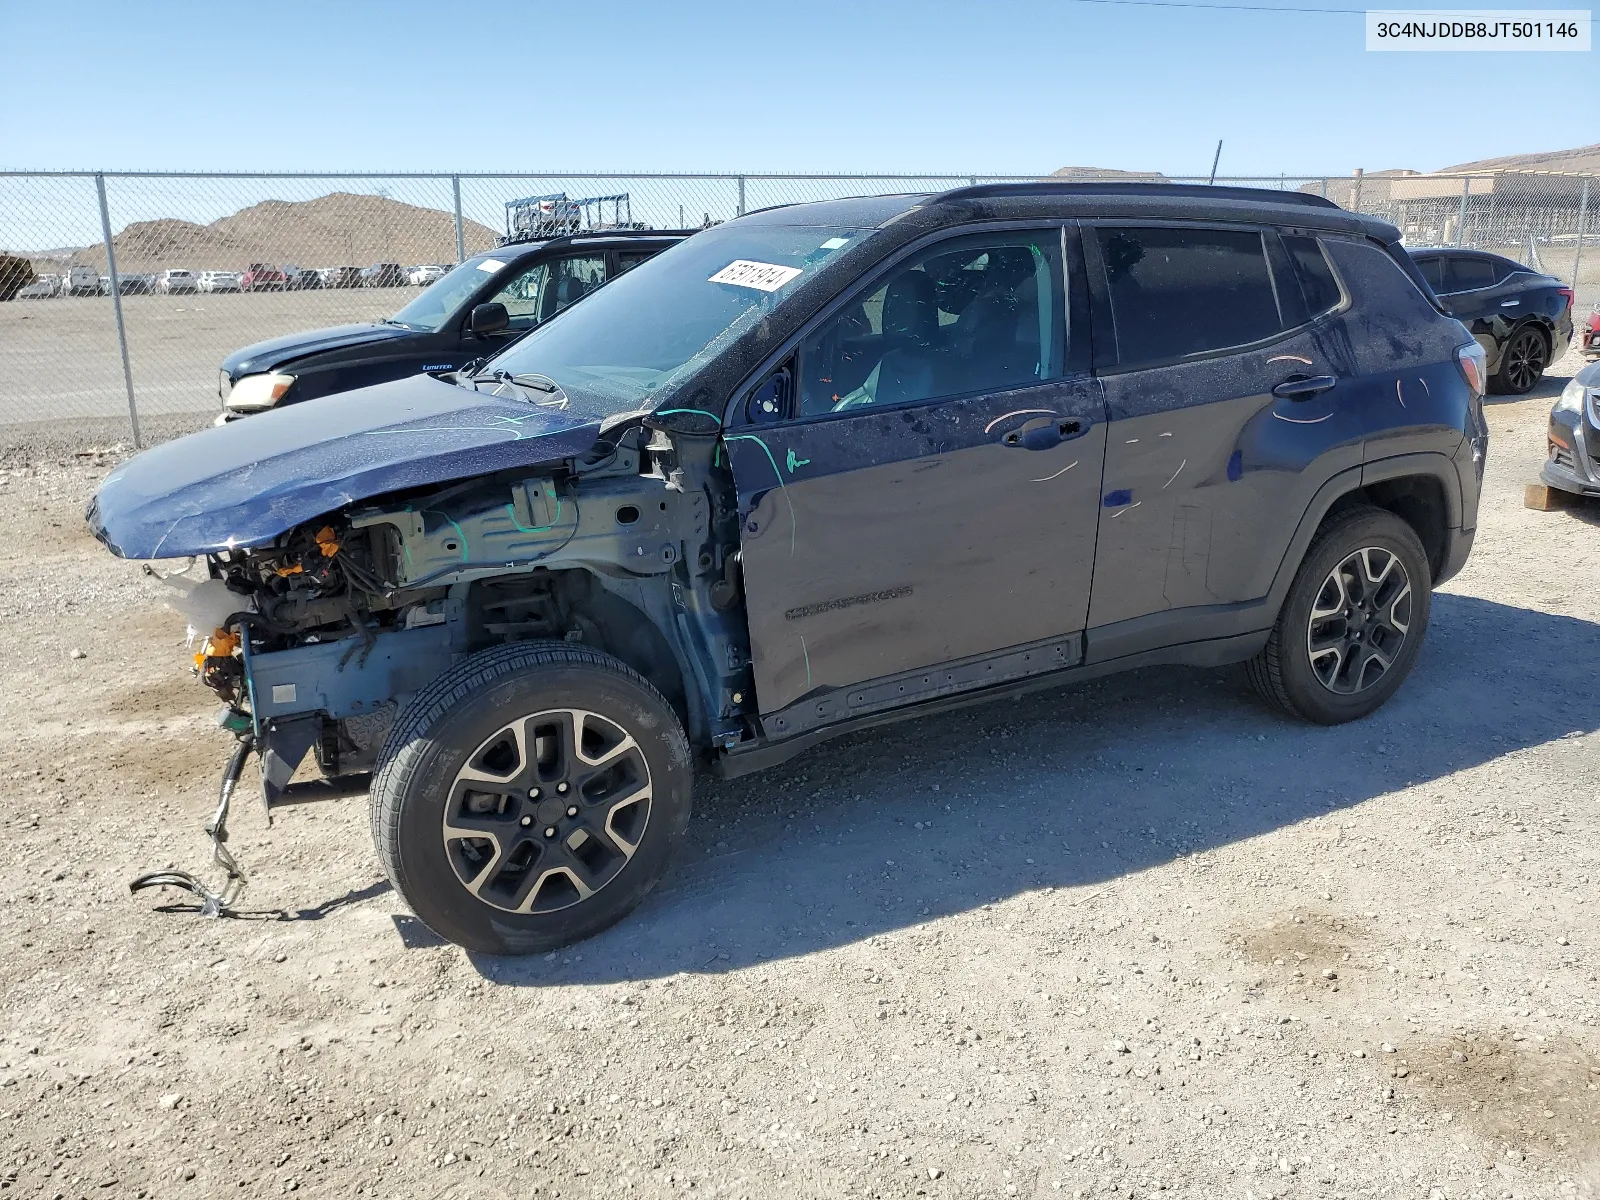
1246, 506, 1432, 724
370, 642, 692, 954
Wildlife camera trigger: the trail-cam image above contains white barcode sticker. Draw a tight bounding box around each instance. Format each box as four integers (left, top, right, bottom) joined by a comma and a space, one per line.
820, 237, 850, 249
708, 260, 803, 292
476, 258, 506, 273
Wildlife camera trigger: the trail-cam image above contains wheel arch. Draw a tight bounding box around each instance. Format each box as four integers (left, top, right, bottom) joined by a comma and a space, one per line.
460, 566, 695, 742
1269, 454, 1462, 610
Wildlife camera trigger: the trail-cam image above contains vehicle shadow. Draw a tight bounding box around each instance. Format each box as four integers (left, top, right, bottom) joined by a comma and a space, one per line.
466, 594, 1600, 987
1484, 370, 1568, 405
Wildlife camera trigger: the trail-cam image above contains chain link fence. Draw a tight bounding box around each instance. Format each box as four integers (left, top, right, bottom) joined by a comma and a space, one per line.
1, 169, 1594, 449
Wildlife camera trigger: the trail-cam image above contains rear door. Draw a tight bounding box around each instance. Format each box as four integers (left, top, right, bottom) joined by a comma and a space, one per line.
1439, 253, 1501, 331
1084, 223, 1364, 654
725, 226, 1108, 723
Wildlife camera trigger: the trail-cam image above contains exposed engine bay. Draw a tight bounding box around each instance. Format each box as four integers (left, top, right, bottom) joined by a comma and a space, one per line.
144, 419, 752, 912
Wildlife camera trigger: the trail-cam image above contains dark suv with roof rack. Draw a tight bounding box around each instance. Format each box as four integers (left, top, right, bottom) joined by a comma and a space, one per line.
215, 229, 689, 420
92, 182, 1486, 954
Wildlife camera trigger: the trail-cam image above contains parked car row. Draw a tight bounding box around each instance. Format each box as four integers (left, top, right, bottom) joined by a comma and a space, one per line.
7, 261, 458, 298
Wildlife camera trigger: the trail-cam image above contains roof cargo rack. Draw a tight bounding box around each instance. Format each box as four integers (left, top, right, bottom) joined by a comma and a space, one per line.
936, 181, 1341, 210
502, 192, 646, 244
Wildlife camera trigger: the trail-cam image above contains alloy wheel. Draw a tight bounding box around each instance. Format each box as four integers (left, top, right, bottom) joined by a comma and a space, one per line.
441, 708, 652, 914
1305, 546, 1413, 695
1504, 329, 1547, 393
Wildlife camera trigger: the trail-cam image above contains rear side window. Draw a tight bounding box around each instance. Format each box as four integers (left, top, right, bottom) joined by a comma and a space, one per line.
1413, 255, 1447, 291
1282, 235, 1343, 318
1447, 256, 1497, 292
1096, 227, 1282, 369
616, 251, 655, 276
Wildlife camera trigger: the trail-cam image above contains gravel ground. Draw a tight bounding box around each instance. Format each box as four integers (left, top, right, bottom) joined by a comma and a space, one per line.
0, 355, 1595, 1200
0, 287, 411, 428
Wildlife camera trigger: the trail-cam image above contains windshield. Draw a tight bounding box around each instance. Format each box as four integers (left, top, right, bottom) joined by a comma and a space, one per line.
389, 252, 513, 332
482, 223, 866, 410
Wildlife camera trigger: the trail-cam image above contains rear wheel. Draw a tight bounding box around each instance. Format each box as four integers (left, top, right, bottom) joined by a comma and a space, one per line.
370, 641, 692, 954
1490, 326, 1548, 395
1247, 506, 1431, 724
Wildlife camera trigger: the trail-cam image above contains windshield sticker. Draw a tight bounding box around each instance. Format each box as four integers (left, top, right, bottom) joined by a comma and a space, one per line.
820, 237, 851, 250
476, 259, 506, 273
709, 260, 804, 292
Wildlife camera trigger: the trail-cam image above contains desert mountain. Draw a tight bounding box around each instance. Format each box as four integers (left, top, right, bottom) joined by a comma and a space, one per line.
1434, 143, 1600, 176
60, 192, 500, 274
1049, 166, 1166, 180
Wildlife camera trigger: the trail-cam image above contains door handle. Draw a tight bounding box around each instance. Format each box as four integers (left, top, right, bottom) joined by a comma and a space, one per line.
1500, 299, 1520, 307
1001, 417, 1083, 450
1271, 375, 1337, 400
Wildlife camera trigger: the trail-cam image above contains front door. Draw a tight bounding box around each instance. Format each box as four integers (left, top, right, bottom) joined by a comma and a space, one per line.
723, 227, 1107, 720
458, 253, 610, 359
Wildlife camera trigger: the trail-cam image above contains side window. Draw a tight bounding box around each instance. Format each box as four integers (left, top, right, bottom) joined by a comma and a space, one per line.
1489, 257, 1521, 283
615, 251, 655, 276
1414, 255, 1447, 292
797, 231, 1064, 417
1096, 226, 1283, 369
1447, 256, 1496, 292
1282, 235, 1343, 318
489, 264, 546, 329
539, 255, 607, 321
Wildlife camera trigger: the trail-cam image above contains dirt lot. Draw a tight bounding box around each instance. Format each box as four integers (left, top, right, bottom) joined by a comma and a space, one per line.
0, 287, 411, 440
0, 358, 1597, 1199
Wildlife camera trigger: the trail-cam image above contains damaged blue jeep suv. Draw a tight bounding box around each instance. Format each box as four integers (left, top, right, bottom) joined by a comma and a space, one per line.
89, 182, 1488, 953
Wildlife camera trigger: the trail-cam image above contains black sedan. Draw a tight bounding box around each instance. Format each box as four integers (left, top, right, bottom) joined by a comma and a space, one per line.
1409, 248, 1573, 394
218, 229, 688, 418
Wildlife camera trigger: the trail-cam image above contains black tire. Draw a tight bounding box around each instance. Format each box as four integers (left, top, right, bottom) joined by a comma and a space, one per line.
1489, 325, 1549, 395
370, 641, 692, 954
1246, 506, 1431, 725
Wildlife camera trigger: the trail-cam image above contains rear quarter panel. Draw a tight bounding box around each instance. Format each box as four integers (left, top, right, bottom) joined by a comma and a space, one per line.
1321, 237, 1471, 464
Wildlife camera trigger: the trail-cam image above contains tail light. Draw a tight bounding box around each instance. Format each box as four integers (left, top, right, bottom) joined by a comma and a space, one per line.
1456, 342, 1487, 396
1557, 286, 1574, 309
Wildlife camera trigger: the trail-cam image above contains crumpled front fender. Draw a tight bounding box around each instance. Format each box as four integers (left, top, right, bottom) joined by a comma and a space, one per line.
87, 374, 604, 559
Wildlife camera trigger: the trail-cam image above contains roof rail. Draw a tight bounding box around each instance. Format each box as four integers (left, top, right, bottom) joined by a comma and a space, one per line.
935, 181, 1340, 210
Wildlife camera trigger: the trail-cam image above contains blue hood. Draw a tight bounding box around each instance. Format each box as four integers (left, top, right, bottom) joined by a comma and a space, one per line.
222, 322, 412, 377
89, 374, 608, 559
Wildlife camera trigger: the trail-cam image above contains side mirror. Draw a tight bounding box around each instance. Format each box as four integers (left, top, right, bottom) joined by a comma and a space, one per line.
745, 367, 792, 425
469, 302, 509, 336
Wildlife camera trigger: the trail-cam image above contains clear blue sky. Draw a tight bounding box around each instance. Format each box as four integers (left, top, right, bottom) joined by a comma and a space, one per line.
2, 0, 1593, 177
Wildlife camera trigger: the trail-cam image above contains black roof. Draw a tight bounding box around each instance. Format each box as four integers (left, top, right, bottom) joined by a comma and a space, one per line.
937, 180, 1338, 210
738, 182, 1396, 242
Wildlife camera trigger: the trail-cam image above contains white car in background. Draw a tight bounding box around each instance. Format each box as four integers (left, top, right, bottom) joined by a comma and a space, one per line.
16, 274, 60, 299
61, 264, 102, 296
197, 270, 241, 293
407, 263, 448, 286
158, 268, 198, 294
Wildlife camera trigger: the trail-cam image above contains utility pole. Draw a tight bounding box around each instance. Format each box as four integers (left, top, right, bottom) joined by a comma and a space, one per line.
1208, 140, 1223, 185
